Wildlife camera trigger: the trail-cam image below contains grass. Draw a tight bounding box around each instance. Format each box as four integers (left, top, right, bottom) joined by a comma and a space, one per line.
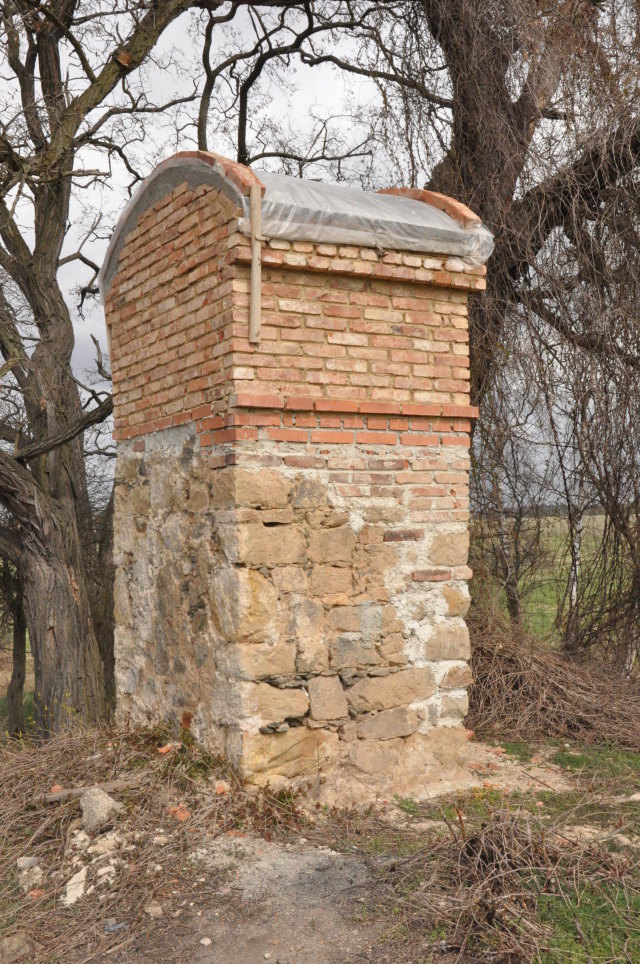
538, 882, 640, 963
0, 649, 36, 736
550, 745, 640, 781
0, 688, 35, 735
501, 739, 534, 763
369, 739, 640, 961
472, 513, 610, 644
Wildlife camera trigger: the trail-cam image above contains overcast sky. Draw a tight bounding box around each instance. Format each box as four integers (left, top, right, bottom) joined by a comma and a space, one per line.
64, 8, 379, 379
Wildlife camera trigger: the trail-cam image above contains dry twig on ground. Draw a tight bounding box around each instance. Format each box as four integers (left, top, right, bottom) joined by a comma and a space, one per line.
0, 725, 304, 962
467, 608, 640, 749
368, 805, 640, 962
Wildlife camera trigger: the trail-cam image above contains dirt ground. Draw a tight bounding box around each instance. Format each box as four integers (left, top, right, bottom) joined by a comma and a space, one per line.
127, 835, 374, 964
1, 727, 639, 964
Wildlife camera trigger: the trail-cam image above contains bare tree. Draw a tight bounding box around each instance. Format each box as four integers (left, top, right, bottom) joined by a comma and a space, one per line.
322, 1, 640, 662
0, 0, 324, 733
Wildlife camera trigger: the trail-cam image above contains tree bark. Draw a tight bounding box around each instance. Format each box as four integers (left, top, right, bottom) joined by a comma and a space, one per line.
21, 525, 105, 734
0, 449, 106, 734
92, 492, 115, 711
7, 584, 26, 736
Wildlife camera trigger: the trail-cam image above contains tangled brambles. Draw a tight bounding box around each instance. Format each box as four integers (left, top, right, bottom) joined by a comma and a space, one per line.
467, 608, 640, 750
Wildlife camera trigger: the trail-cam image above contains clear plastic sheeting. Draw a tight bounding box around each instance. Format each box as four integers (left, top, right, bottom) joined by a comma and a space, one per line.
240, 171, 494, 267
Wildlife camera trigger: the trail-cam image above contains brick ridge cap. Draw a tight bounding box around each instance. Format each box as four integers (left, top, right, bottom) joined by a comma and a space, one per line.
168, 151, 265, 197
377, 187, 481, 228
228, 394, 479, 419
99, 152, 264, 303
233, 246, 487, 287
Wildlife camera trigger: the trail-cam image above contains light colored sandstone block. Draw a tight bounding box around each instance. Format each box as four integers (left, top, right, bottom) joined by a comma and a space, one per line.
331, 634, 381, 669
424, 621, 470, 661
356, 707, 418, 740
346, 667, 435, 713
308, 527, 357, 563
311, 565, 353, 596
440, 663, 473, 689
429, 530, 469, 566
210, 568, 276, 641
223, 640, 297, 679
239, 728, 338, 782
442, 585, 471, 617
242, 682, 309, 722
439, 692, 469, 723
235, 469, 292, 508
291, 598, 329, 673
308, 676, 348, 721
224, 522, 306, 566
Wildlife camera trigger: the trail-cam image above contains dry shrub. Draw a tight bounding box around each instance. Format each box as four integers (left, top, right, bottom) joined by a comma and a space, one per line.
371, 805, 640, 962
467, 605, 640, 749
0, 724, 304, 962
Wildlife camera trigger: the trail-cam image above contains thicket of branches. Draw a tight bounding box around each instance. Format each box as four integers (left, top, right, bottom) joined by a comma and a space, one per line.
1, 0, 640, 733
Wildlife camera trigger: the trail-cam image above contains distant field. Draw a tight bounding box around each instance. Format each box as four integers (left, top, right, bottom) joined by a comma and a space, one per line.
474, 514, 608, 645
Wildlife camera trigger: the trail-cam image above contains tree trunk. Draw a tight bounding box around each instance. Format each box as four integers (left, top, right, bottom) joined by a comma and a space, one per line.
564, 506, 584, 653
20, 518, 105, 734
7, 585, 26, 736
92, 492, 115, 711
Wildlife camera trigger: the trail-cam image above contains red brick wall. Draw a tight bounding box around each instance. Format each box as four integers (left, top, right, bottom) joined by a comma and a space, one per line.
106, 182, 240, 441
106, 183, 482, 449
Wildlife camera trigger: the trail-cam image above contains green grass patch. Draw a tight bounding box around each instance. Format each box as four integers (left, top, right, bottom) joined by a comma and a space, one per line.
501, 739, 534, 763
539, 881, 640, 962
394, 795, 420, 816
550, 745, 640, 781
0, 689, 36, 736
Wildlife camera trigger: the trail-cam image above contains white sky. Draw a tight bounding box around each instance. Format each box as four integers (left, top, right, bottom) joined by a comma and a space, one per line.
64, 9, 380, 378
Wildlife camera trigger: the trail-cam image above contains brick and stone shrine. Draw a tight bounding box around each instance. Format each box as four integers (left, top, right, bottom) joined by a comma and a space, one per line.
100, 151, 493, 801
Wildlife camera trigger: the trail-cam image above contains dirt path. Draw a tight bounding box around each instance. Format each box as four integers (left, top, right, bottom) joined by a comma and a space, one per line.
124, 836, 374, 964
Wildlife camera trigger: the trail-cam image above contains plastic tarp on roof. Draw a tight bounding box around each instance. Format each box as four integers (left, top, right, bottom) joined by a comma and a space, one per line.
239, 171, 493, 267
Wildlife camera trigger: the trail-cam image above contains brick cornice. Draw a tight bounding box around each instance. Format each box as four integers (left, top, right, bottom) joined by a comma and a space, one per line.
228, 393, 479, 420
233, 245, 487, 290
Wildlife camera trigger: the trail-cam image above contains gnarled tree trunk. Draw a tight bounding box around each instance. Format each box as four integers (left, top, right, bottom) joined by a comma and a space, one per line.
21, 516, 105, 733
7, 584, 26, 736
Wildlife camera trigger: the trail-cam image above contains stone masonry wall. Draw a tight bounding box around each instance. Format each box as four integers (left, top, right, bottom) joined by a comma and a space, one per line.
106, 155, 484, 799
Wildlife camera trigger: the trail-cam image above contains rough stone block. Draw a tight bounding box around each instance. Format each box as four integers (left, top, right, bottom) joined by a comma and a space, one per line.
290, 477, 328, 508
440, 662, 473, 689
308, 527, 357, 563
347, 737, 403, 781
209, 469, 236, 507
331, 634, 381, 669
308, 675, 348, 720
210, 568, 277, 641
222, 639, 297, 679
439, 692, 469, 723
356, 707, 418, 741
289, 598, 329, 673
224, 522, 306, 566
239, 729, 338, 782
442, 584, 471, 617
235, 468, 291, 508
424, 621, 470, 661
311, 565, 353, 596
429, 530, 469, 566
346, 667, 435, 713
242, 682, 309, 722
